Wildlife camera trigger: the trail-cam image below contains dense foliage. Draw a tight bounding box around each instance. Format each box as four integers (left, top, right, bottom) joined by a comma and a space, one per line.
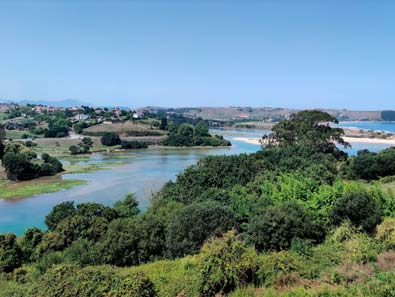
100, 132, 121, 146
262, 110, 349, 156
3, 110, 395, 296
69, 137, 93, 155
162, 122, 231, 147
1, 142, 63, 180
120, 140, 148, 149
342, 147, 395, 180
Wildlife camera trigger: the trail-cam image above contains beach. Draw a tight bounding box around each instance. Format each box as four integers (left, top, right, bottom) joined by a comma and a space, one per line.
234, 137, 395, 146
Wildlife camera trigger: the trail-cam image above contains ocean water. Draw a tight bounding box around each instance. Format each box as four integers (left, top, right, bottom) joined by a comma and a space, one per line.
338, 121, 395, 133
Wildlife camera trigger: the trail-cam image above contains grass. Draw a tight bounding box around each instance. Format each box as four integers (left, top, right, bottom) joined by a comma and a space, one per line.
0, 177, 87, 199
82, 120, 166, 136
4, 130, 30, 139
63, 161, 124, 174
33, 137, 114, 157
0, 112, 7, 121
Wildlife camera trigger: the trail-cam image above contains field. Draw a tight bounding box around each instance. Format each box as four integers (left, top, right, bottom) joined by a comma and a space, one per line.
82, 120, 166, 137
34, 137, 110, 156
177, 107, 383, 122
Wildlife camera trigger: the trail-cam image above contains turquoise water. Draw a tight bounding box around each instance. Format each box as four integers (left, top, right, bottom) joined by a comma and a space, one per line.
0, 128, 393, 235
338, 121, 395, 133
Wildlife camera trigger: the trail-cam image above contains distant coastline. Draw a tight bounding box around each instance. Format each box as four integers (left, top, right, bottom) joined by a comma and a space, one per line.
234, 136, 395, 146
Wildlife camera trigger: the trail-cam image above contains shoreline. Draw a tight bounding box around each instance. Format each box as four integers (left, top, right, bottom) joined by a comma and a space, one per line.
234, 137, 395, 146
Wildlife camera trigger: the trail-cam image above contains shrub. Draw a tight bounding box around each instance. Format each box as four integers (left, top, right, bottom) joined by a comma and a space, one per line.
69, 145, 80, 155
45, 201, 76, 231
247, 201, 323, 252
113, 193, 140, 218
30, 264, 157, 297
375, 218, 395, 250
167, 201, 237, 257
120, 140, 148, 149
2, 151, 40, 181
100, 132, 121, 146
198, 231, 258, 296
0, 234, 23, 273
331, 190, 383, 233
256, 251, 303, 287
98, 218, 141, 266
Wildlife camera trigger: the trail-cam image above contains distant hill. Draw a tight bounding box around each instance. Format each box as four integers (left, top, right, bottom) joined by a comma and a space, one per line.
144, 106, 383, 122
16, 98, 91, 107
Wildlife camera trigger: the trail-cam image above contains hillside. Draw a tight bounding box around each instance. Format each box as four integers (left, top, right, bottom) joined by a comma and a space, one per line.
144, 107, 383, 122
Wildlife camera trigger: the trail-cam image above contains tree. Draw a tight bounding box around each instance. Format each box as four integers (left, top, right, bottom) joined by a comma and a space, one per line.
195, 122, 209, 137
331, 189, 383, 233
2, 151, 40, 180
0, 140, 4, 160
247, 201, 322, 252
0, 233, 22, 273
159, 117, 168, 130
44, 118, 70, 138
114, 193, 140, 218
79, 137, 93, 152
177, 124, 194, 138
76, 202, 118, 221
5, 141, 37, 159
166, 201, 237, 257
120, 140, 148, 149
19, 227, 43, 262
69, 145, 80, 155
0, 124, 5, 159
45, 201, 76, 231
262, 110, 349, 154
101, 132, 121, 146
99, 218, 141, 266
343, 147, 395, 180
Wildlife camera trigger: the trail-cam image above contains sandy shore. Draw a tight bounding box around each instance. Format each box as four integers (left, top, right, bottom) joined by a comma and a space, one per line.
234, 137, 395, 146
343, 137, 395, 145
234, 137, 261, 145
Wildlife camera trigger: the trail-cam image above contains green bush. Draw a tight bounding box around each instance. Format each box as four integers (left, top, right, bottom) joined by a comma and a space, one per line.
0, 233, 23, 273
247, 201, 323, 252
30, 264, 157, 297
120, 140, 148, 149
257, 251, 303, 287
100, 132, 121, 146
331, 189, 383, 233
166, 201, 237, 257
199, 231, 258, 296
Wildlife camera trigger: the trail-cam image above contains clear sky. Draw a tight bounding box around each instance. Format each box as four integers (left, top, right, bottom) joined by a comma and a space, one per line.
1, 0, 394, 110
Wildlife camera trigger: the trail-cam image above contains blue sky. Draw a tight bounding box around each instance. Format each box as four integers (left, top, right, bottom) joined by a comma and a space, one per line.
1, 0, 394, 109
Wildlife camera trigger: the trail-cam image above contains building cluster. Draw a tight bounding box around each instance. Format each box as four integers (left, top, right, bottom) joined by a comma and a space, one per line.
0, 103, 18, 112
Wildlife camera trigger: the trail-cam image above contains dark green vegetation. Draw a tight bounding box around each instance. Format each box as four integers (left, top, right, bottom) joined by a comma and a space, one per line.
120, 140, 148, 149
101, 132, 121, 146
69, 137, 93, 155
2, 110, 395, 296
1, 142, 63, 181
342, 148, 395, 180
161, 122, 231, 147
